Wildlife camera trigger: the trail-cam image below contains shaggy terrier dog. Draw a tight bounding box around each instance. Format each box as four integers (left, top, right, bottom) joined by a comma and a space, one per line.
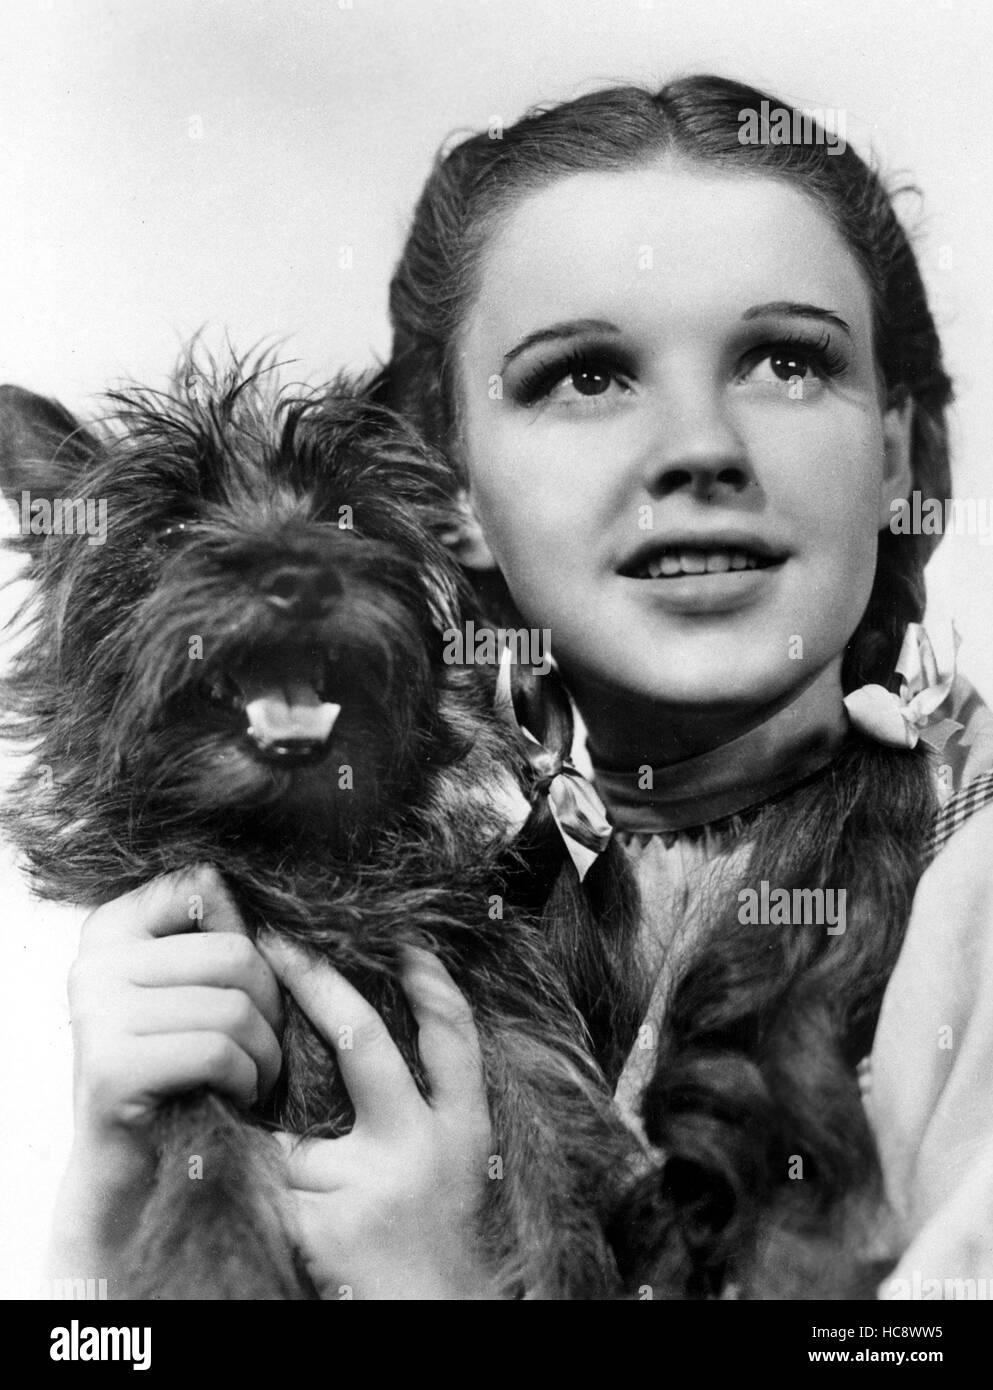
0, 356, 642, 1300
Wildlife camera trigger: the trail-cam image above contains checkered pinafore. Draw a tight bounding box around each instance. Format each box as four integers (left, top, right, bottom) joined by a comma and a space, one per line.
925, 769, 993, 863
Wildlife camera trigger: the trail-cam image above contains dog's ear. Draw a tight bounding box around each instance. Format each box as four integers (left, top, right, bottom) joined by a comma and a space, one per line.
0, 386, 100, 518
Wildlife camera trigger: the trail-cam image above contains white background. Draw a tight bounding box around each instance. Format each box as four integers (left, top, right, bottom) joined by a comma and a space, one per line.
1, 0, 991, 1293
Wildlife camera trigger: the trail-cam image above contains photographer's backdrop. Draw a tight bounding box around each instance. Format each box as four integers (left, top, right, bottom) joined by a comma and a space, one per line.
0, 0, 990, 1292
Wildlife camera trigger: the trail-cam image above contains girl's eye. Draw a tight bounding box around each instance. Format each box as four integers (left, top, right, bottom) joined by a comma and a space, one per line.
740, 334, 847, 390
514, 350, 633, 407
763, 349, 815, 381
566, 364, 612, 396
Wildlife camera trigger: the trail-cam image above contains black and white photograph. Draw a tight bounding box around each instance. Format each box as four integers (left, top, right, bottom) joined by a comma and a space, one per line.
0, 0, 990, 1352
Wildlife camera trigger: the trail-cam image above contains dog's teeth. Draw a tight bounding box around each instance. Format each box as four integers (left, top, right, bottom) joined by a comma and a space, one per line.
245, 690, 341, 752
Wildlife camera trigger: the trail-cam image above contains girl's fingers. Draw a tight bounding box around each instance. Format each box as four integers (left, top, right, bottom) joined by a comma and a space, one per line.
259, 937, 422, 1135
76, 868, 283, 1036
127, 933, 284, 1036
117, 1031, 261, 1111
81, 865, 247, 947
399, 945, 489, 1122
271, 1132, 351, 1193
127, 986, 282, 1099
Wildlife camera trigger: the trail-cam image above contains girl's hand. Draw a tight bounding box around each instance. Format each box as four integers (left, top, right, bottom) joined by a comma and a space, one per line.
48, 866, 283, 1278
263, 939, 498, 1300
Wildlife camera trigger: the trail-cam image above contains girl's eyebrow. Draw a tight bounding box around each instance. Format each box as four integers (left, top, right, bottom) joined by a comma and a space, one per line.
501, 319, 621, 367
741, 302, 852, 336
499, 304, 851, 368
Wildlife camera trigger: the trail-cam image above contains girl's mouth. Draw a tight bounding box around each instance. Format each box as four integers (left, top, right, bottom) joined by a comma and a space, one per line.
629, 546, 778, 579
617, 538, 789, 614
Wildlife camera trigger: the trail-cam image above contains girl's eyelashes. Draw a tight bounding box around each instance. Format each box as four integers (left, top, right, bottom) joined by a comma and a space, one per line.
737, 330, 848, 389
507, 329, 849, 409
511, 347, 636, 407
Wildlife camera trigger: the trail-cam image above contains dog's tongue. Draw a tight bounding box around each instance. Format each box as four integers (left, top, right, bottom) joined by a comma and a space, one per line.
243, 679, 341, 753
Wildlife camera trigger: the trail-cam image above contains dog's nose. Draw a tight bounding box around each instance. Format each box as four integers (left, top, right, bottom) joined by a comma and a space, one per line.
261, 563, 341, 616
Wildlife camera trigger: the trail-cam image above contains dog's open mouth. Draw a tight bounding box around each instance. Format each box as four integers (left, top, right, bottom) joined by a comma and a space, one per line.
200, 646, 342, 765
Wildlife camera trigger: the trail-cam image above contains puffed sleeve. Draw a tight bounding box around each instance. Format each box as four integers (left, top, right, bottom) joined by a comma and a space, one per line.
866, 802, 993, 1299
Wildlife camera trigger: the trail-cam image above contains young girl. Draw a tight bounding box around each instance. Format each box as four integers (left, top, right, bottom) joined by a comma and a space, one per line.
385, 72, 993, 1298
52, 75, 993, 1299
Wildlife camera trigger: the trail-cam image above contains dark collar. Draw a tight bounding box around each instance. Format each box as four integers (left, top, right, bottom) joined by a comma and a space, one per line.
591, 686, 849, 835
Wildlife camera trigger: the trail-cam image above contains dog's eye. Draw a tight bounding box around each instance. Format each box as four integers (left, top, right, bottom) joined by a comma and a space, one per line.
158, 523, 191, 550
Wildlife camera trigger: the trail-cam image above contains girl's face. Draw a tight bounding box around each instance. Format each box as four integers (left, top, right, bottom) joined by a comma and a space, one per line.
453, 163, 912, 744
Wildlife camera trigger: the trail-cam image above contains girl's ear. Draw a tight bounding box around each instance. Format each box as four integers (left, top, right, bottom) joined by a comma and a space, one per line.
442, 488, 498, 570
878, 394, 915, 530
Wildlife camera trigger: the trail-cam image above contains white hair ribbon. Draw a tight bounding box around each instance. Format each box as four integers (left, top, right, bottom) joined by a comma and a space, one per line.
843, 622, 963, 753
494, 642, 612, 880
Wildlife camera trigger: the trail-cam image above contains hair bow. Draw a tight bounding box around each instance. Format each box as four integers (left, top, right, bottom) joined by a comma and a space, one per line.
843, 622, 963, 753
494, 644, 612, 881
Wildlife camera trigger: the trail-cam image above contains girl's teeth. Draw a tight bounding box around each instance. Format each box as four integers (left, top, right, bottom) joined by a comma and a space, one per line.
638, 548, 768, 577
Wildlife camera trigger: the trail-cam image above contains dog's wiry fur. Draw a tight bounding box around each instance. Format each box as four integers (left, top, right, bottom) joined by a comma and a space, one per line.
0, 354, 644, 1299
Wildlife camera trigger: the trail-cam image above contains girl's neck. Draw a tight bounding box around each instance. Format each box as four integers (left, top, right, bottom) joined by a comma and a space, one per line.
577, 661, 850, 834
577, 659, 845, 770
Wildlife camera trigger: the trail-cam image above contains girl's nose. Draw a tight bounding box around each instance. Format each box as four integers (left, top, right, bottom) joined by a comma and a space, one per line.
639, 383, 755, 503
